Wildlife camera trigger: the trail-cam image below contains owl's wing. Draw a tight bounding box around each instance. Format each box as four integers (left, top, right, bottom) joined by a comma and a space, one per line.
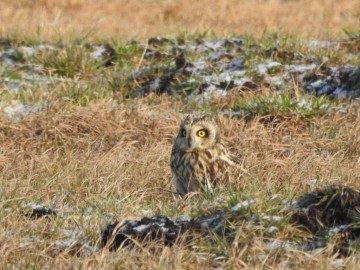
220, 153, 250, 175
172, 174, 188, 196
219, 155, 236, 166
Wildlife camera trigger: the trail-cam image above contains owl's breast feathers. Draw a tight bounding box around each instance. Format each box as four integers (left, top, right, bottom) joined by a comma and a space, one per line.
170, 142, 235, 193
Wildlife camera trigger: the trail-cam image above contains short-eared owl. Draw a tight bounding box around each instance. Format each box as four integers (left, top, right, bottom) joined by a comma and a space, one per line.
170, 114, 235, 196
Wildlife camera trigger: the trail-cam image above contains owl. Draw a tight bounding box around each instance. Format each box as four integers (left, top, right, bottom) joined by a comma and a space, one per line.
170, 114, 236, 196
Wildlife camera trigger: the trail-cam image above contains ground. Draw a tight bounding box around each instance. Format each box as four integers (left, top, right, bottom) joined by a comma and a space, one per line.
0, 0, 360, 269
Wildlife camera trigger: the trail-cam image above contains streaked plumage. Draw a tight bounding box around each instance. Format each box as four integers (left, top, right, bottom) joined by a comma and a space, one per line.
170, 114, 235, 195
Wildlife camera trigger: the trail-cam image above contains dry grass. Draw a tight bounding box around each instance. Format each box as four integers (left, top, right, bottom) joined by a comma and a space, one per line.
1, 1, 360, 267
1, 89, 360, 268
0, 0, 359, 41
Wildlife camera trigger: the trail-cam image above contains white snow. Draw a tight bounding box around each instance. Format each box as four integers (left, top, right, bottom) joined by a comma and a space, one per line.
21, 202, 46, 210
2, 100, 41, 119
307, 40, 338, 48
265, 239, 299, 250
19, 46, 37, 57
257, 61, 282, 75
261, 215, 282, 222
231, 200, 255, 211
91, 45, 108, 61
267, 226, 279, 233
133, 224, 151, 232
284, 63, 317, 72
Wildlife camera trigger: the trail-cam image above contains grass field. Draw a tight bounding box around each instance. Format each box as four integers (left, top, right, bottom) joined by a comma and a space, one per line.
1, 0, 360, 269
0, 0, 360, 40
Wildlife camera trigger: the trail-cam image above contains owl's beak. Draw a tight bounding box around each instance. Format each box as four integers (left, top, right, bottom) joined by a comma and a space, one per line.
187, 136, 192, 148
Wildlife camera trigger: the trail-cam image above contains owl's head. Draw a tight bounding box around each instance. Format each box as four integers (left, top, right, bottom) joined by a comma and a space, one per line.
175, 114, 220, 150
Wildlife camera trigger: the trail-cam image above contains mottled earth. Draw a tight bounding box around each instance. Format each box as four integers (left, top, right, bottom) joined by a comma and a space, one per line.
1, 35, 360, 266
1, 35, 360, 120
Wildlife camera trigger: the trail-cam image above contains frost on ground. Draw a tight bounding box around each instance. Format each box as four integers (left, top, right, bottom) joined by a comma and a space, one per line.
100, 215, 202, 251
100, 200, 253, 251
21, 202, 56, 219
100, 186, 360, 256
54, 227, 97, 256
1, 36, 360, 266
128, 36, 360, 100
1, 36, 359, 119
231, 199, 255, 211
7, 184, 360, 259
1, 100, 42, 120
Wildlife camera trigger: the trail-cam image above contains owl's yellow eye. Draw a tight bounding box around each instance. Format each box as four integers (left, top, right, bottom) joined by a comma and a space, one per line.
197, 129, 207, 137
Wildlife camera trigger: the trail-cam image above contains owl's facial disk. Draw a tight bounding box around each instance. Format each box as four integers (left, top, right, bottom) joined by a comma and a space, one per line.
178, 123, 213, 150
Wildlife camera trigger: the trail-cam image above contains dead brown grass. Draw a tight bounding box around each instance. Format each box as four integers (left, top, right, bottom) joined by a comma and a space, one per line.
2, 98, 358, 196
0, 0, 359, 41
1, 4, 360, 265
1, 91, 359, 267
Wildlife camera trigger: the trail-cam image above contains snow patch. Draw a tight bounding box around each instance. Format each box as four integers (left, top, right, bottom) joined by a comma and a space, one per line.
2, 100, 41, 119
231, 200, 255, 211
257, 61, 282, 75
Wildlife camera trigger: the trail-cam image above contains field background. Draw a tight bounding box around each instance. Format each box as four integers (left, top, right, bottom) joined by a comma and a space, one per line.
0, 0, 359, 40
1, 0, 360, 269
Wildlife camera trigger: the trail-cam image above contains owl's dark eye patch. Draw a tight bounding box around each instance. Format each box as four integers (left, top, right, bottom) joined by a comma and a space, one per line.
196, 129, 208, 138
180, 129, 186, 137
